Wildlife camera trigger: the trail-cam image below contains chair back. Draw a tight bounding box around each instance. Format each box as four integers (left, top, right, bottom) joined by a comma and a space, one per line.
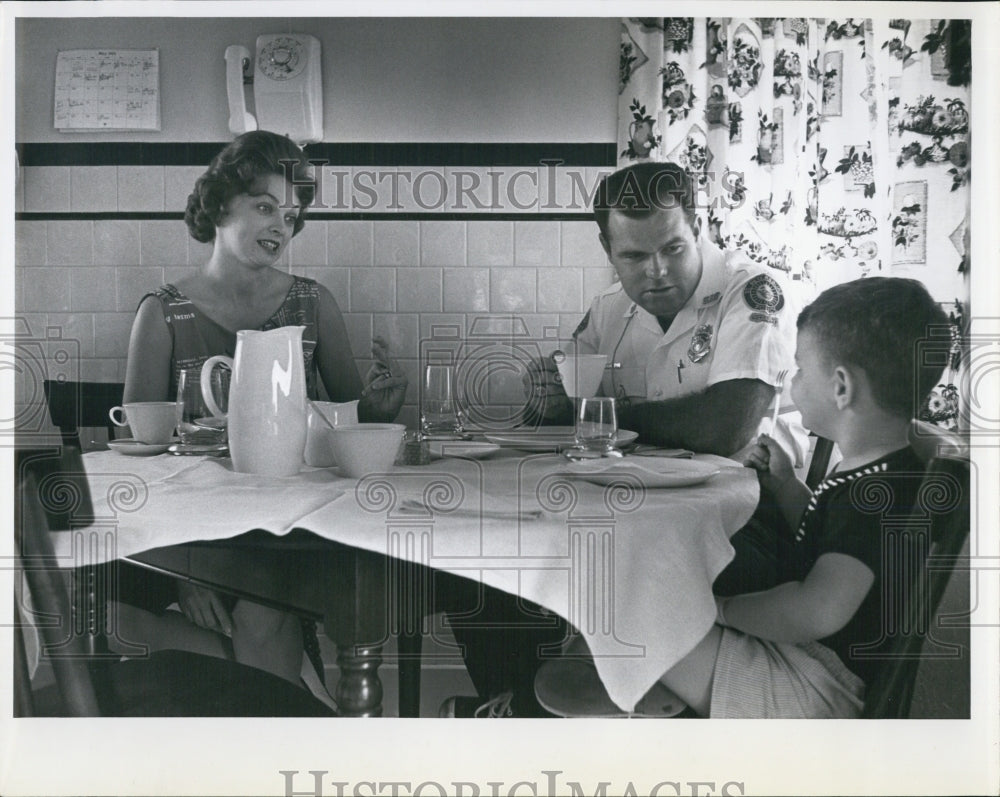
15, 446, 104, 716
804, 435, 836, 489
43, 380, 124, 450
860, 422, 970, 718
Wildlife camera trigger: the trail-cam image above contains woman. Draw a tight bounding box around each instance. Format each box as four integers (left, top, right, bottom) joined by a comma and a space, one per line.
120, 131, 406, 693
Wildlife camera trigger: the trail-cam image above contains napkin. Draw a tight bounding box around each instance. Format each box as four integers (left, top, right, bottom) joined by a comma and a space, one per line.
628, 445, 695, 458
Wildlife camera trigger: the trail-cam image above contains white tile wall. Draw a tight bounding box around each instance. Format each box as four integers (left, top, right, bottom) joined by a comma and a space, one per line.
328, 220, 374, 267
71, 166, 117, 212
94, 220, 140, 266
118, 166, 165, 212
15, 164, 614, 426
47, 220, 93, 266
23, 167, 70, 212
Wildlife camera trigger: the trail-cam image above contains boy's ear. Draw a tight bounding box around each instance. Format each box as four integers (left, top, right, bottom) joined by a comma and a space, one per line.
832, 365, 854, 410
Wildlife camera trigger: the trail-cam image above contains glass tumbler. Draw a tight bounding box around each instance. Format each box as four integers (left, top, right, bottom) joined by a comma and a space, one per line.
420, 363, 463, 438
575, 396, 618, 453
175, 366, 228, 446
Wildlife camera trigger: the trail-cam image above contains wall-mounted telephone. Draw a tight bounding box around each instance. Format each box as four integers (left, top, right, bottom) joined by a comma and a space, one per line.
225, 34, 323, 146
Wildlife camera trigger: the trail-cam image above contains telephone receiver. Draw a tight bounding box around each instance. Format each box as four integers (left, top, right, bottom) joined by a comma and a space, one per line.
225, 34, 323, 146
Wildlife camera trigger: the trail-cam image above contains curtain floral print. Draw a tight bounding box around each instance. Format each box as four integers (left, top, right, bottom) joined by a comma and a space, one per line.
618, 17, 971, 430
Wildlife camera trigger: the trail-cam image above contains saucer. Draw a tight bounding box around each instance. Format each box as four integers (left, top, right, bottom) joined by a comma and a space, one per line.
167, 442, 229, 457
108, 438, 176, 456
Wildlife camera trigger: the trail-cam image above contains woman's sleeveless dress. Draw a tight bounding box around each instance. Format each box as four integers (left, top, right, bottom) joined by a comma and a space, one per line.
119, 276, 327, 681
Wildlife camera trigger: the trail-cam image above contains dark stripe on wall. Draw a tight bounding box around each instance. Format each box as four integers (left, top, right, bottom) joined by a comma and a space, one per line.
17, 142, 616, 168
16, 211, 593, 223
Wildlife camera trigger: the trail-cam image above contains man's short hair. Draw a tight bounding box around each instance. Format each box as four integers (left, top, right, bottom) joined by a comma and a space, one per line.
797, 277, 951, 418
594, 161, 697, 241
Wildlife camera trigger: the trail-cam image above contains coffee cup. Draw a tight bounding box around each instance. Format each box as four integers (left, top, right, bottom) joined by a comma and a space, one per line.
555, 354, 608, 398
108, 402, 177, 444
304, 400, 360, 467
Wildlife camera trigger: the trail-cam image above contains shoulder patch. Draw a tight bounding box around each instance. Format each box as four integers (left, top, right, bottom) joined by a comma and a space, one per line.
572, 309, 591, 339
742, 274, 785, 314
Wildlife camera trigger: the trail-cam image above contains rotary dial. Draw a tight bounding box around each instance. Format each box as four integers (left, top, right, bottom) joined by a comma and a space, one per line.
258, 37, 305, 81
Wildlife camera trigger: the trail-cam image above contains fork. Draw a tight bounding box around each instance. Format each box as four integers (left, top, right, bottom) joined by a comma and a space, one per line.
770, 369, 789, 433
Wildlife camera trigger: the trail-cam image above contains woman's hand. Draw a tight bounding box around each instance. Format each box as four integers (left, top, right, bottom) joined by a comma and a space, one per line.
177, 581, 233, 636
360, 337, 407, 421
743, 432, 796, 493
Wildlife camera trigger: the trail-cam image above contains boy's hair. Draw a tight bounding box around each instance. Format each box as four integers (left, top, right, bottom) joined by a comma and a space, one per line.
797, 277, 950, 418
593, 161, 697, 241
184, 130, 316, 243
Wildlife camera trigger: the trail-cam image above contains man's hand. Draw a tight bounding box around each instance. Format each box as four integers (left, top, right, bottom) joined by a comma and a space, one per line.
523, 354, 572, 421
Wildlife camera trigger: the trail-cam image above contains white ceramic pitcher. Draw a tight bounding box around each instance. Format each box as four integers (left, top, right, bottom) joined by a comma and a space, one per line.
201, 326, 307, 476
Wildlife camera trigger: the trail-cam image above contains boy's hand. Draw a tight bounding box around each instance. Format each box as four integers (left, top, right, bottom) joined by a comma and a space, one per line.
744, 432, 796, 492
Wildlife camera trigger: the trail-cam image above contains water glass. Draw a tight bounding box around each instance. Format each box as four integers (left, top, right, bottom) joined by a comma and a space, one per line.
575, 396, 618, 452
420, 363, 463, 438
176, 366, 228, 446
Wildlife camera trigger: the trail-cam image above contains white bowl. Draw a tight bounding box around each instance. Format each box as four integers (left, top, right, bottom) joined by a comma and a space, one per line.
304, 400, 360, 467
327, 423, 406, 478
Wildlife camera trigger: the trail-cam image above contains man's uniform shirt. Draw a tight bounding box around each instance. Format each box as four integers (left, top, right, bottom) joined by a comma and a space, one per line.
570, 238, 809, 465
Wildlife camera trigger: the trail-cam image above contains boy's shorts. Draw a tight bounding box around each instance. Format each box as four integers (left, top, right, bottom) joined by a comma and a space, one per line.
711, 628, 865, 718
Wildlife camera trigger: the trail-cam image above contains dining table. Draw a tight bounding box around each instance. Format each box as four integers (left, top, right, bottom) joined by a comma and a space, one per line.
53, 433, 759, 716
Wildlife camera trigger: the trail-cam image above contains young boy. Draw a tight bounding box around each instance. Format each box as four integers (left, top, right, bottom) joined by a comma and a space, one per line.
657, 276, 950, 717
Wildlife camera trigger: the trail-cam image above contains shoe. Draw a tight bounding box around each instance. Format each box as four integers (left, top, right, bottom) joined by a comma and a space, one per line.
439, 690, 515, 718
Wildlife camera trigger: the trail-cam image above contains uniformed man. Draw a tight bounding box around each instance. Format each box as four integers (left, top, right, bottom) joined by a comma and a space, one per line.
527, 160, 808, 465
441, 162, 805, 718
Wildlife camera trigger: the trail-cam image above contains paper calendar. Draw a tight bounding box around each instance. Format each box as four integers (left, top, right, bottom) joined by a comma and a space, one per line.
54, 49, 160, 131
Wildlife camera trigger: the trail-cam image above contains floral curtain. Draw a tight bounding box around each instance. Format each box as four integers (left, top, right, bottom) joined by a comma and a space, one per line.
617, 17, 971, 430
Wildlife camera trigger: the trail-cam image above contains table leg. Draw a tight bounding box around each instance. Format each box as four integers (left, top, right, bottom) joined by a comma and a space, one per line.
335, 645, 384, 717
330, 546, 389, 717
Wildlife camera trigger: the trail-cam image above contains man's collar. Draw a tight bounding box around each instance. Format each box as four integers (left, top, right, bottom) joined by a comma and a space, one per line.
689, 237, 727, 308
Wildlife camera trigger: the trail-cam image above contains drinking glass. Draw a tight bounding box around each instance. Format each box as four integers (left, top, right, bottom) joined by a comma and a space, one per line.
420, 363, 463, 438
175, 366, 228, 447
575, 396, 618, 453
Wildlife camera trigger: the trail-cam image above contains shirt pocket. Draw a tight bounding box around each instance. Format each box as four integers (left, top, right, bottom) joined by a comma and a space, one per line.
608, 364, 647, 401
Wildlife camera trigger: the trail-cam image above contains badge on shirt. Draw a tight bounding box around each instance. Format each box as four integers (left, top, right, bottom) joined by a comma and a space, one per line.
688, 323, 713, 363
743, 274, 784, 323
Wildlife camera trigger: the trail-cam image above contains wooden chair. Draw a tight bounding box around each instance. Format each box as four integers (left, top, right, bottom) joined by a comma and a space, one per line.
14, 445, 337, 716
43, 379, 124, 450
805, 434, 836, 489
535, 420, 970, 719
860, 421, 970, 718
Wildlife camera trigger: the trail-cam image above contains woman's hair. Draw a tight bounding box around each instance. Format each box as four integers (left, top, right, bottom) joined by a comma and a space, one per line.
184, 131, 317, 243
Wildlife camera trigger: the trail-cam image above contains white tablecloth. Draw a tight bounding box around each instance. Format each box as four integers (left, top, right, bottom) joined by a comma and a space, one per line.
63, 448, 758, 712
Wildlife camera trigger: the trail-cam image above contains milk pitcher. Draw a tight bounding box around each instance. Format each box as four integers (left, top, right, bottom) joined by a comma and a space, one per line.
201, 326, 307, 476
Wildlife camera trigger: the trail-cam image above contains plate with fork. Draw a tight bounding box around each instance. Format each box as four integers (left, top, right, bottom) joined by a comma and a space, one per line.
559, 457, 721, 488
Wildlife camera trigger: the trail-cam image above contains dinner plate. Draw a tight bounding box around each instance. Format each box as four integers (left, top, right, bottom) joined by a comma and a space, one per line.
427, 440, 500, 460
559, 457, 721, 488
108, 438, 176, 456
485, 426, 638, 452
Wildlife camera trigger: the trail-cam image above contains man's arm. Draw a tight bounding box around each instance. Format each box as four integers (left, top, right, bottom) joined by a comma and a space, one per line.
619, 378, 773, 456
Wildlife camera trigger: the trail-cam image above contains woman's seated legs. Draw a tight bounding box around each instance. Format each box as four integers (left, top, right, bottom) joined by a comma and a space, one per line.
231, 600, 303, 685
